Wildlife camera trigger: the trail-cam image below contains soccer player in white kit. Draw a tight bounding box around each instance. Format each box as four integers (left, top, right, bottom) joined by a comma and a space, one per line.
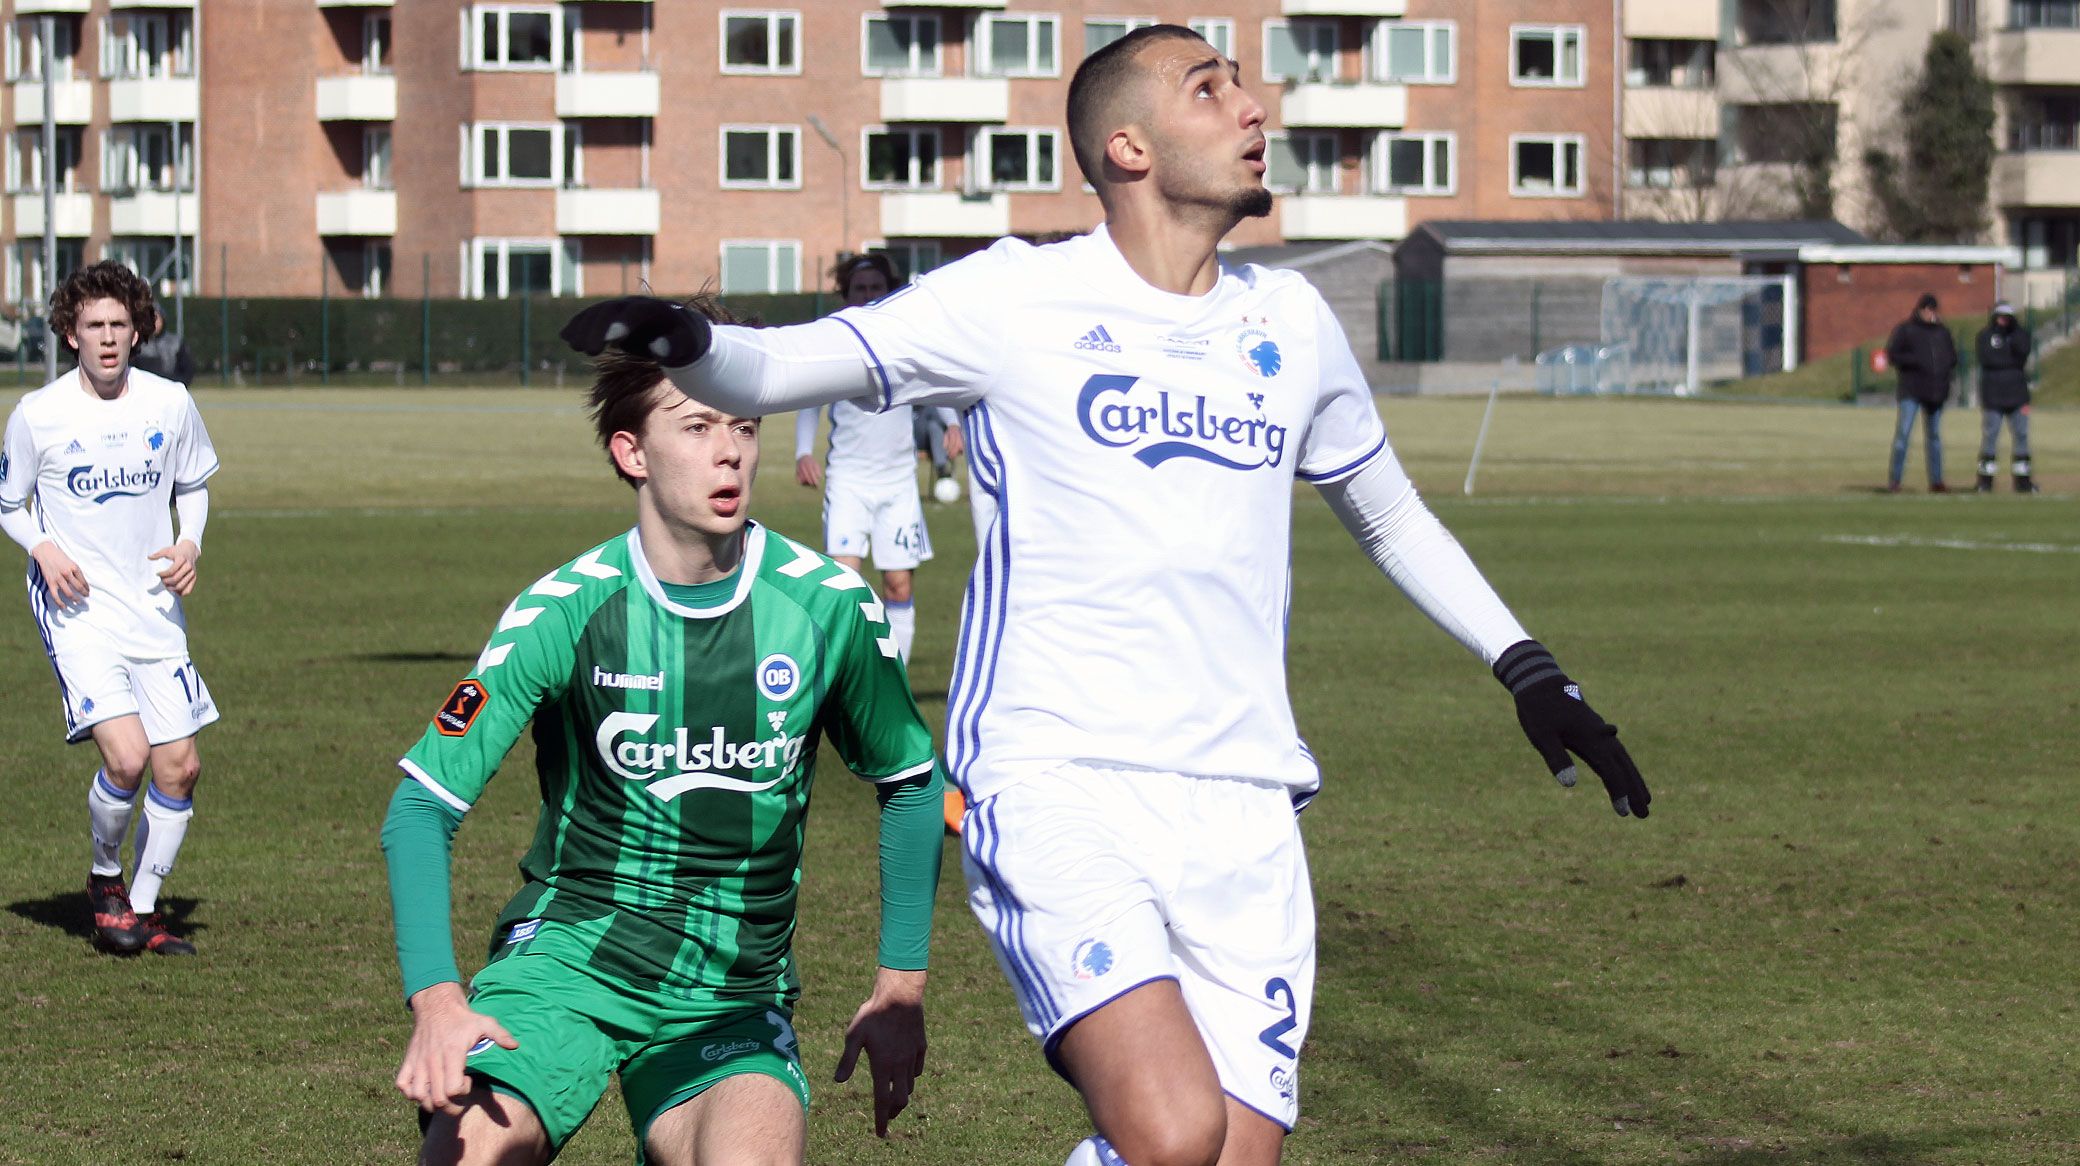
1, 261, 219, 957
562, 26, 1650, 1165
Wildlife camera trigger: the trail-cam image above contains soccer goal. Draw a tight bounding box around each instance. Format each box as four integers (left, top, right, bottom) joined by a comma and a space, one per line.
1598, 275, 1798, 395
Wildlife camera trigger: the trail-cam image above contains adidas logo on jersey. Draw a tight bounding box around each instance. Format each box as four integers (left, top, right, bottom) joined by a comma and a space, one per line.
64, 439, 85, 454
1073, 325, 1123, 353
593, 665, 665, 692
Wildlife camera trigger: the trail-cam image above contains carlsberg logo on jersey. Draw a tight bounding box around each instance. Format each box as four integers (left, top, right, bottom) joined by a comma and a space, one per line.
595, 712, 806, 801
1076, 374, 1288, 471
66, 463, 162, 503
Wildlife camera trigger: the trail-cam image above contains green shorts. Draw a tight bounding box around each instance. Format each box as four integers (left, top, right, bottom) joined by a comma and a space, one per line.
461, 953, 809, 1159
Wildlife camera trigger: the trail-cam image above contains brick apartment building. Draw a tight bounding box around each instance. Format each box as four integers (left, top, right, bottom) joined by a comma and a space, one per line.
2, 0, 1653, 305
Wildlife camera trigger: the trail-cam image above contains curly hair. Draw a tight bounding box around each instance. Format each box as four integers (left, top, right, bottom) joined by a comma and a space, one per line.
587, 292, 755, 488
49, 260, 158, 347
831, 252, 902, 298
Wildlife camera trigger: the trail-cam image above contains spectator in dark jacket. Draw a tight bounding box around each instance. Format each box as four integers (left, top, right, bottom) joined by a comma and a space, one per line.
130, 312, 196, 386
1974, 302, 2036, 493
1884, 292, 1958, 493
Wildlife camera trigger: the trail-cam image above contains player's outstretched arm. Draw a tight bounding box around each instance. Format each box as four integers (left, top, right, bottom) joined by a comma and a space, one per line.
835, 966, 928, 1138
1493, 640, 1651, 819
561, 298, 881, 416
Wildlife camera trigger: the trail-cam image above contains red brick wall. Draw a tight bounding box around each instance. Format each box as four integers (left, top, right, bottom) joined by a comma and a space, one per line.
1800, 262, 2000, 362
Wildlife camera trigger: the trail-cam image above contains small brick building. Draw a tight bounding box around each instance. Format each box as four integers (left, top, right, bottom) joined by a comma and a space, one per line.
1795, 245, 2011, 363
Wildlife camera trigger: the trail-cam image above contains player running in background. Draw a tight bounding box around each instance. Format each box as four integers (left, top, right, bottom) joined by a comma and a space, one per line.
561, 26, 1650, 1166
1, 261, 218, 957
381, 296, 945, 1165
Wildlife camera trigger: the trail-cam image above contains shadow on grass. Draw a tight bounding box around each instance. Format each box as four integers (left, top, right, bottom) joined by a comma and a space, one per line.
343, 651, 480, 664
7, 892, 204, 949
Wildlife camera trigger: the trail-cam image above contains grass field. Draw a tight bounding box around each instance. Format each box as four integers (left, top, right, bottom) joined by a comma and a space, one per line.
2, 388, 2076, 1165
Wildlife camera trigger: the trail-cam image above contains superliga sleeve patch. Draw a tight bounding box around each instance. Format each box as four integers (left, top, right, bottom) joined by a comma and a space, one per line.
434, 679, 489, 737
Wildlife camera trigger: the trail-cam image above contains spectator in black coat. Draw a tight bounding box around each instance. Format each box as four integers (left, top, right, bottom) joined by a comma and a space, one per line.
130, 311, 196, 386
1974, 302, 2036, 493
1884, 292, 1957, 493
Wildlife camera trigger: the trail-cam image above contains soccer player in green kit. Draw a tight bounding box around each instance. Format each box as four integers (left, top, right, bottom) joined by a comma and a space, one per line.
380, 303, 945, 1166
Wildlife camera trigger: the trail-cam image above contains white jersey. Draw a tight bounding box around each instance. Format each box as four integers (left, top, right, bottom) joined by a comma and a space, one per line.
835, 226, 1401, 799
0, 368, 219, 659
794, 399, 936, 489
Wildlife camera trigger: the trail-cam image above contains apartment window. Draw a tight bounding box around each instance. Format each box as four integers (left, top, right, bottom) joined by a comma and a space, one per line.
1731, 102, 1836, 164
1264, 131, 1336, 194
1737, 0, 1838, 43
1627, 39, 1714, 88
364, 13, 392, 74
469, 123, 562, 187
468, 5, 559, 70
2011, 0, 2079, 27
1627, 138, 1718, 188
1264, 20, 1336, 83
1085, 17, 1154, 57
2013, 214, 2080, 268
1374, 132, 1453, 195
722, 11, 799, 74
720, 240, 801, 294
721, 126, 800, 189
1188, 18, 1234, 58
978, 128, 1059, 192
102, 124, 194, 194
863, 127, 938, 190
106, 237, 196, 294
8, 126, 83, 194
471, 238, 577, 298
863, 13, 939, 76
1511, 134, 1585, 196
1512, 25, 1584, 87
9, 239, 84, 307
2011, 94, 2080, 151
8, 16, 80, 83
364, 127, 393, 190
980, 13, 1059, 77
1375, 21, 1453, 84
100, 12, 193, 80
877, 240, 942, 278
333, 240, 393, 298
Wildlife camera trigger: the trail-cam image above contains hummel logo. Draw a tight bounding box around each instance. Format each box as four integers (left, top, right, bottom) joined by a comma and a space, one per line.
767, 711, 787, 732
64, 440, 84, 454
1073, 325, 1123, 353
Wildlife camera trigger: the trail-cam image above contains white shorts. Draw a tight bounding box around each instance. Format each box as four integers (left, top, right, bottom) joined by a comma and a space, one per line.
823, 477, 933, 571
961, 762, 1314, 1129
48, 639, 218, 746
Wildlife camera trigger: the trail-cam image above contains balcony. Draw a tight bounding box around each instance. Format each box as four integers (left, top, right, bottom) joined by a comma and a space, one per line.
109, 76, 199, 122
111, 0, 195, 7
109, 189, 197, 235
12, 192, 93, 236
1623, 88, 1718, 139
1278, 82, 1406, 129
880, 77, 1009, 123
316, 189, 397, 236
1987, 29, 2080, 87
12, 79, 94, 124
13, 0, 90, 11
881, 0, 1005, 7
315, 0, 393, 6
1624, 0, 1717, 40
557, 188, 660, 235
1993, 153, 2080, 209
1717, 43, 1839, 105
1279, 194, 1407, 241
1281, 0, 1404, 14
880, 191, 1008, 238
555, 70, 660, 118
315, 74, 397, 121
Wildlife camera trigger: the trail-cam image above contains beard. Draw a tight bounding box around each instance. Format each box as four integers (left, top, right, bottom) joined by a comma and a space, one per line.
1231, 185, 1274, 219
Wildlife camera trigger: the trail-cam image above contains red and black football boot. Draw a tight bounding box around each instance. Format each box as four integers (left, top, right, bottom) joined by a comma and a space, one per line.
88, 874, 148, 953
139, 913, 195, 956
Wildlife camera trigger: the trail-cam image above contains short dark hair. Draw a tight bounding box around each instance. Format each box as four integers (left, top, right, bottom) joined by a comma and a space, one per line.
832, 252, 902, 297
1067, 23, 1209, 189
587, 292, 752, 488
50, 260, 158, 348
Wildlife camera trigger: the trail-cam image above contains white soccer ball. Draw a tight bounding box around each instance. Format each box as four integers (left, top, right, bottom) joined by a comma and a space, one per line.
932, 476, 963, 504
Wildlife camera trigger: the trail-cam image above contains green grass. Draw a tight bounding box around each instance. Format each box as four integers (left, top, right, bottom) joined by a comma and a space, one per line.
2, 390, 2077, 1164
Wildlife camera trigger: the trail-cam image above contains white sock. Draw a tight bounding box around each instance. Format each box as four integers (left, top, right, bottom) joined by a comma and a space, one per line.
1065, 1136, 1129, 1166
130, 786, 194, 915
88, 769, 138, 878
887, 599, 916, 662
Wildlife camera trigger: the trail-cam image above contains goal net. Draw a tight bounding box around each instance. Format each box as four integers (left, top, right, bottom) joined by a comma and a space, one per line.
1598, 276, 1795, 395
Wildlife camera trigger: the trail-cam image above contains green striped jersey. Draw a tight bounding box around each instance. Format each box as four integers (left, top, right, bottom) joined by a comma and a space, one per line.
398, 521, 936, 1002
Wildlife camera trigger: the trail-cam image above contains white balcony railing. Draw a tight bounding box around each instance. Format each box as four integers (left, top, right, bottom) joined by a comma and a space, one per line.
1278, 82, 1407, 129
315, 74, 397, 121
108, 76, 199, 122
556, 188, 661, 235
1279, 194, 1407, 241
555, 71, 661, 118
880, 77, 1010, 123
12, 79, 94, 123
881, 191, 1009, 238
1281, 0, 1405, 14
109, 189, 198, 235
13, 192, 95, 235
316, 189, 397, 236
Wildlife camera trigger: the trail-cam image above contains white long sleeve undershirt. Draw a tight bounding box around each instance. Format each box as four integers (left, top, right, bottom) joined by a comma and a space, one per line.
668, 320, 880, 418
1314, 456, 1529, 666
0, 498, 41, 554
173, 485, 209, 551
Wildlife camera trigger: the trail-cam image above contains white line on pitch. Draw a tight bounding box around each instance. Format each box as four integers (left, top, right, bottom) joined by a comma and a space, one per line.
1821, 534, 2080, 554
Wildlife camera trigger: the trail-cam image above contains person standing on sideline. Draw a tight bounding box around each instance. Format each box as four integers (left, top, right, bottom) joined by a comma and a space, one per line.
561, 25, 1649, 1166
1885, 292, 1958, 493
793, 253, 959, 664
0, 260, 219, 956
382, 297, 944, 1164
130, 310, 197, 387
1974, 301, 2037, 493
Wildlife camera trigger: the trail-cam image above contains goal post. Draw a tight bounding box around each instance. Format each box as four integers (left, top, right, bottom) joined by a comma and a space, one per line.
1598, 275, 1798, 395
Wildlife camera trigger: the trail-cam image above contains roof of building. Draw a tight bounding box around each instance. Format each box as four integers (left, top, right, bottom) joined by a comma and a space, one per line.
1411, 219, 1869, 255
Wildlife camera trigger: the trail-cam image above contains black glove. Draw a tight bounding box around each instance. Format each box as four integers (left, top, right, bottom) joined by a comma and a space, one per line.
559, 296, 712, 368
1493, 640, 1649, 819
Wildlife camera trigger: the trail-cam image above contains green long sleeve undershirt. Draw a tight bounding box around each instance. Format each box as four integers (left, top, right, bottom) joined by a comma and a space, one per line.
379, 764, 945, 1000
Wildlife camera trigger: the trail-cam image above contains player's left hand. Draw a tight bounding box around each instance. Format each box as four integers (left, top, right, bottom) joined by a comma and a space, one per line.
834, 967, 927, 1137
148, 540, 200, 596
1493, 640, 1650, 819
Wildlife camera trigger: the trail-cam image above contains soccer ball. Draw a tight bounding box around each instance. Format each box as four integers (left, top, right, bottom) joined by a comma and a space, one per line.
932, 476, 962, 504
